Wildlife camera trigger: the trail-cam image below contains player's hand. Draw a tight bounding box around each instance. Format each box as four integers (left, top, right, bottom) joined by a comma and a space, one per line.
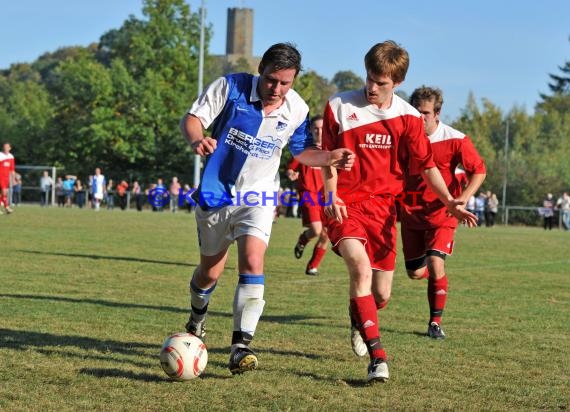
192, 136, 217, 156
324, 194, 348, 223
446, 200, 478, 227
329, 149, 355, 171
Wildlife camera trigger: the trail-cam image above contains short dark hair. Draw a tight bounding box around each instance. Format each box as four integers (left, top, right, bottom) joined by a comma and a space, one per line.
410, 86, 444, 113
258, 43, 303, 77
310, 114, 323, 125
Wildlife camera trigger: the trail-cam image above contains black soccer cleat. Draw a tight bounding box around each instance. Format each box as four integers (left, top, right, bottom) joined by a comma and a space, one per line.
228, 346, 258, 375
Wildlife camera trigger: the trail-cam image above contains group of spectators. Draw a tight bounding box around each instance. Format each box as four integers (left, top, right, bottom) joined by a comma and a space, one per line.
541, 192, 570, 230
466, 190, 499, 227
37, 170, 196, 213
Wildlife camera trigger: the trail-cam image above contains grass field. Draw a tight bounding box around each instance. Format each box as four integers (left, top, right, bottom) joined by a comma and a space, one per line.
1, 207, 568, 411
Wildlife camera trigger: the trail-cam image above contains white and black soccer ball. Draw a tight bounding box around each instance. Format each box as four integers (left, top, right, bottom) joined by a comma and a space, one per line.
159, 332, 208, 380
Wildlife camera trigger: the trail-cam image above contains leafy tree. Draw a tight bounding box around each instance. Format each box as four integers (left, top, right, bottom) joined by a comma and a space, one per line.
332, 70, 364, 93
295, 70, 335, 117
538, 36, 570, 113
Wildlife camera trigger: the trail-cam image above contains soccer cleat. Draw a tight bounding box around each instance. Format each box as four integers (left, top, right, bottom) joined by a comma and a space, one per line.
351, 326, 368, 357
367, 358, 389, 383
294, 241, 305, 259
185, 317, 206, 341
305, 267, 318, 276
427, 322, 446, 339
228, 346, 258, 374
5, 206, 13, 214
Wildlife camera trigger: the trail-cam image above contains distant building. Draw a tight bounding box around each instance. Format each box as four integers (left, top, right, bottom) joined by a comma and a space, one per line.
212, 8, 260, 75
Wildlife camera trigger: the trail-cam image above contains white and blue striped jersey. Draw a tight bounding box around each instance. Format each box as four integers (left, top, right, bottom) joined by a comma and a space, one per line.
189, 73, 313, 209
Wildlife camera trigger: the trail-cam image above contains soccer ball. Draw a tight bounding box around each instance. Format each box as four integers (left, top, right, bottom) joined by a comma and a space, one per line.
159, 332, 208, 380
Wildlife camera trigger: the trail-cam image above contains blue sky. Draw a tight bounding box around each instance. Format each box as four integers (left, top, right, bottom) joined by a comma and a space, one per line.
1, 0, 568, 121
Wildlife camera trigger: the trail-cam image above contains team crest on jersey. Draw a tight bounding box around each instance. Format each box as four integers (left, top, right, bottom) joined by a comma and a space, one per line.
276, 121, 288, 132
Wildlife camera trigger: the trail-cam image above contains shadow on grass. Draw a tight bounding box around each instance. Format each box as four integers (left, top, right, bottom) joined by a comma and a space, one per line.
0, 293, 189, 313
1, 294, 335, 328
0, 328, 154, 355
19, 249, 199, 268
79, 368, 166, 382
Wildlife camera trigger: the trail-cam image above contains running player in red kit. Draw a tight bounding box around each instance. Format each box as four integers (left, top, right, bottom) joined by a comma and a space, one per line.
321, 41, 477, 383
0, 143, 15, 214
288, 115, 329, 276
401, 86, 486, 339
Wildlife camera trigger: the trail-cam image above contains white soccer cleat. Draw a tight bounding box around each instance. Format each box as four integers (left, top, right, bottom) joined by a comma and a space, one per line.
351, 326, 368, 357
367, 358, 389, 383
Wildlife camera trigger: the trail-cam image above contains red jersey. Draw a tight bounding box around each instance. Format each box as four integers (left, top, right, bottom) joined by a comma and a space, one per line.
401, 121, 486, 229
0, 152, 15, 182
287, 158, 323, 193
322, 90, 434, 202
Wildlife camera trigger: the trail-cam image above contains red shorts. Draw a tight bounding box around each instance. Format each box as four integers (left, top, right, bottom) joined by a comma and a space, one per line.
299, 191, 324, 227
0, 177, 10, 190
401, 225, 455, 262
325, 197, 397, 271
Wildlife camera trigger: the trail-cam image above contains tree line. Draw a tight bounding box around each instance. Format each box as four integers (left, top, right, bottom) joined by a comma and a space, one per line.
0, 0, 568, 208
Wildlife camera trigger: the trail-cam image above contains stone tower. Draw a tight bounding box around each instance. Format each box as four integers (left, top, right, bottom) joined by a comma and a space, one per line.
226, 8, 253, 56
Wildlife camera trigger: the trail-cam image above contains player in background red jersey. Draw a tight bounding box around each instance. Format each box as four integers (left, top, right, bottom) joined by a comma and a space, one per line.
321, 41, 477, 383
0, 143, 16, 214
401, 86, 486, 339
287, 115, 329, 276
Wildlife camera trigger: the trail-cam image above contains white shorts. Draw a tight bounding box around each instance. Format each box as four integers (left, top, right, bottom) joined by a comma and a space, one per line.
94, 193, 104, 200
195, 205, 275, 256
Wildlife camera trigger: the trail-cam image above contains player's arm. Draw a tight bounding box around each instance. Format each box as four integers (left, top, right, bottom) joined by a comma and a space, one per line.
180, 114, 216, 156
321, 165, 347, 223
456, 137, 487, 205
295, 147, 355, 170
456, 172, 486, 204
422, 167, 478, 227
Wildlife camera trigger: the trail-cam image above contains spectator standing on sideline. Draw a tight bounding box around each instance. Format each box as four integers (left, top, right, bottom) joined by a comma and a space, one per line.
74, 178, 86, 208
401, 86, 486, 340
541, 193, 555, 230
0, 142, 15, 214
169, 176, 181, 213
556, 191, 570, 230
12, 172, 22, 206
62, 175, 77, 207
321, 41, 477, 383
91, 168, 106, 211
485, 191, 499, 227
105, 179, 115, 210
132, 180, 144, 211
40, 170, 53, 207
55, 177, 65, 207
288, 115, 330, 276
474, 192, 486, 226
155, 178, 166, 212
116, 179, 129, 210
180, 42, 354, 376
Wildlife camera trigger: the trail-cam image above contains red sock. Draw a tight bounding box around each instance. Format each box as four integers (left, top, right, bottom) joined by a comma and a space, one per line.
350, 295, 387, 361
376, 300, 388, 310
307, 246, 326, 269
428, 275, 448, 324
420, 267, 429, 279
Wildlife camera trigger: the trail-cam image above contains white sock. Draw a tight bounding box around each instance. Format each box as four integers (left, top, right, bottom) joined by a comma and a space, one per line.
233, 274, 265, 335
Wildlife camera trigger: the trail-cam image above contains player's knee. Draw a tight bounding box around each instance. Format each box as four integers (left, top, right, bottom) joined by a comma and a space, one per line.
407, 269, 425, 280
373, 290, 391, 308
376, 298, 389, 310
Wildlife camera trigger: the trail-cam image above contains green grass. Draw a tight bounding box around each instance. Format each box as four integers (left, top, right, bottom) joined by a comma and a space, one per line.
1, 207, 569, 411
